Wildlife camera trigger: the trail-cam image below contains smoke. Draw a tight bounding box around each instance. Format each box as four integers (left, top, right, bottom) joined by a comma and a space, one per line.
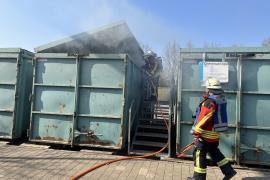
70, 0, 180, 55
37, 22, 146, 67
0, 0, 179, 55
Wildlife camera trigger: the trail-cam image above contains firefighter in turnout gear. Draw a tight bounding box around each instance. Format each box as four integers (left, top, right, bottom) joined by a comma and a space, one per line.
188, 78, 237, 180
143, 50, 163, 101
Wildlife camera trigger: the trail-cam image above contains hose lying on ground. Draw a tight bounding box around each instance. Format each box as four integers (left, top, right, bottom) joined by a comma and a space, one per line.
70, 99, 169, 180
70, 143, 169, 180
177, 142, 194, 158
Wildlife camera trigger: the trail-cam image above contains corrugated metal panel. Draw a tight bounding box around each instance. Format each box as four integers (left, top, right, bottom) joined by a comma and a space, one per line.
176, 47, 270, 165
29, 53, 142, 149
240, 58, 270, 165
34, 22, 145, 68
0, 48, 33, 139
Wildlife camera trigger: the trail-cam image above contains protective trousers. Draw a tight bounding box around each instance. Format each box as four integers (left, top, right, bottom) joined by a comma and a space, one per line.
193, 139, 235, 180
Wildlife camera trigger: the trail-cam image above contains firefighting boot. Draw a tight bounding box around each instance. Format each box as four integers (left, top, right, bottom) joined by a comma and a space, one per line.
187, 172, 206, 180
220, 163, 237, 180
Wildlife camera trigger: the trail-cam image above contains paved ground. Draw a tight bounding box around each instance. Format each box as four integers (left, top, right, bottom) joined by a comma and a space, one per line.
0, 141, 270, 180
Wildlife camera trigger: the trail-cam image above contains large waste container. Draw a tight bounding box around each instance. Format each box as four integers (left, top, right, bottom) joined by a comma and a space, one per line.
29, 22, 145, 149
29, 53, 142, 149
0, 48, 33, 139
176, 47, 270, 165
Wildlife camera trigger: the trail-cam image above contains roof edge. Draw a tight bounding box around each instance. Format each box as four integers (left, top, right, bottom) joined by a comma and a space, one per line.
180, 47, 270, 53
34, 21, 140, 53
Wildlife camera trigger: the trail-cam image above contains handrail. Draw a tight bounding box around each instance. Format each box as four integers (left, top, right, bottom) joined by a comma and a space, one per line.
128, 100, 135, 155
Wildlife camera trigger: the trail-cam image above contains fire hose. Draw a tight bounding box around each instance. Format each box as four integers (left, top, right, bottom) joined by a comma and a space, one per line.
70, 78, 193, 180
70, 102, 168, 180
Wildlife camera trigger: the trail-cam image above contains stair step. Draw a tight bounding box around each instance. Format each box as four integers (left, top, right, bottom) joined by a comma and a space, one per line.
136, 132, 168, 138
154, 109, 170, 113
139, 118, 169, 123
132, 140, 167, 148
140, 122, 168, 126
153, 116, 169, 119
154, 107, 170, 110
139, 122, 168, 127
142, 112, 170, 115
137, 125, 167, 130
153, 111, 170, 114
155, 105, 169, 107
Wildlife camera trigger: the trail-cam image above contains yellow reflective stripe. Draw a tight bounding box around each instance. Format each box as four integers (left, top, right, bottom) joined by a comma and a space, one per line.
194, 128, 220, 139
194, 127, 203, 133
196, 150, 200, 167
203, 130, 219, 135
217, 158, 229, 167
194, 166, 207, 174
203, 135, 219, 139
196, 128, 219, 136
195, 111, 214, 128
202, 133, 219, 138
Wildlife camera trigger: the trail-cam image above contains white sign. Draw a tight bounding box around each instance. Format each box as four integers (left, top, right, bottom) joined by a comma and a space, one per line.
203, 62, 229, 83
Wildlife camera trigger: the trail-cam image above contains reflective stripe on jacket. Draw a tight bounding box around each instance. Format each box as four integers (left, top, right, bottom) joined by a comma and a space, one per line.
193, 99, 220, 142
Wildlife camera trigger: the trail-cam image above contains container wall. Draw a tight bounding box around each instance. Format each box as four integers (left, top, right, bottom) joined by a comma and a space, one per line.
30, 56, 76, 143
0, 57, 17, 138
177, 57, 239, 159
0, 49, 33, 139
123, 60, 142, 148
177, 50, 270, 165
14, 50, 34, 139
240, 59, 270, 165
75, 57, 126, 148
29, 53, 138, 149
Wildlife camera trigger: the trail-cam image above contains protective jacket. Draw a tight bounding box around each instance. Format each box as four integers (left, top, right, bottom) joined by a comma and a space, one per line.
192, 94, 228, 142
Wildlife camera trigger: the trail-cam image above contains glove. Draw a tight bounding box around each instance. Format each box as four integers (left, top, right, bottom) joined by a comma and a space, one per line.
193, 137, 203, 146
193, 137, 199, 146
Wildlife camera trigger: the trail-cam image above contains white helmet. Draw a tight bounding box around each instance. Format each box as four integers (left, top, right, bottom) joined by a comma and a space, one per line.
144, 50, 156, 59
206, 78, 222, 89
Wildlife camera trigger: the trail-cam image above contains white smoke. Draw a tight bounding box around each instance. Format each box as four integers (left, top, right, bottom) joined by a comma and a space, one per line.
0, 0, 179, 55
78, 0, 179, 54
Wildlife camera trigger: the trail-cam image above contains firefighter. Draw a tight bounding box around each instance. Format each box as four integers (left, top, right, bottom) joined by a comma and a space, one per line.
188, 78, 237, 180
143, 50, 163, 101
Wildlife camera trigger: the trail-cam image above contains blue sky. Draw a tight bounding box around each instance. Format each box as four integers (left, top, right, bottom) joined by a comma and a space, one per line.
0, 0, 269, 55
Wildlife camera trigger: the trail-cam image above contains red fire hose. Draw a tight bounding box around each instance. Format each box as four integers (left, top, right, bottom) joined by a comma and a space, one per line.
70, 79, 193, 180
70, 99, 169, 180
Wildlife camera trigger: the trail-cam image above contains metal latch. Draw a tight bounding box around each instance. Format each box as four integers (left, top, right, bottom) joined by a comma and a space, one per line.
74, 130, 103, 138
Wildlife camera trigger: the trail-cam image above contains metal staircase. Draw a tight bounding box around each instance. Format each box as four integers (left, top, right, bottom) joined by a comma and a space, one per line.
130, 101, 170, 156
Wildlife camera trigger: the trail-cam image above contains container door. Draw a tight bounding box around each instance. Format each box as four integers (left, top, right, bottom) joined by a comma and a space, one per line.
75, 57, 126, 148
0, 56, 18, 138
30, 56, 77, 144
177, 56, 238, 160
240, 58, 270, 165
177, 59, 203, 156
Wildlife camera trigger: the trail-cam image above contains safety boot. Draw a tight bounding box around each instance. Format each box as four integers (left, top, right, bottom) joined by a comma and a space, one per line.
222, 169, 237, 180
220, 163, 237, 180
187, 172, 206, 180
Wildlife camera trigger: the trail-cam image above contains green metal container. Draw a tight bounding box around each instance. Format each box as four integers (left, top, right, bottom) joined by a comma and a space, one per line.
29, 22, 144, 149
0, 48, 33, 139
176, 47, 270, 165
29, 53, 142, 149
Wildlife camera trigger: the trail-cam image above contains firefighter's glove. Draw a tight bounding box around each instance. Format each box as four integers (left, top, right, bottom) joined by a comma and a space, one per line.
193, 137, 199, 146
193, 137, 203, 146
